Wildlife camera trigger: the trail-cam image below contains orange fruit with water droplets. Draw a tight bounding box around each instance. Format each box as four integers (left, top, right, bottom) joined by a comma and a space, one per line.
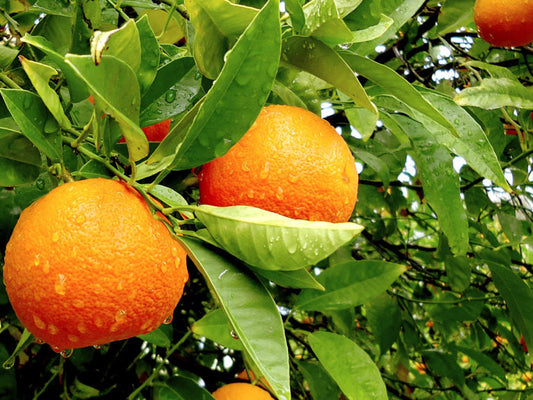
474, 0, 533, 47
198, 105, 358, 223
3, 178, 188, 352
212, 382, 274, 400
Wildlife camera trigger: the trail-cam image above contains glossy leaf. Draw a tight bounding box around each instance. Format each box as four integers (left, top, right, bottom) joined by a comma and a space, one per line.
391, 114, 469, 255
455, 78, 533, 110
308, 331, 387, 400
194, 205, 364, 271
19, 56, 72, 129
249, 266, 325, 290
185, 0, 258, 79
422, 349, 465, 387
295, 260, 406, 311
436, 0, 475, 35
22, 34, 89, 102
191, 309, 244, 350
282, 36, 376, 114
350, 0, 425, 55
451, 345, 507, 380
136, 15, 160, 94
154, 376, 215, 400
445, 255, 471, 293
137, 324, 172, 348
351, 14, 393, 43
301, 0, 353, 46
65, 54, 148, 161
178, 237, 290, 400
0, 89, 62, 162
285, 0, 305, 32
0, 131, 41, 186
341, 52, 458, 135
166, 0, 281, 170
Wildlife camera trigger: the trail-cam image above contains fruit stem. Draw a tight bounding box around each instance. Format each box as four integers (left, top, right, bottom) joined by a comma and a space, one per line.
502, 108, 529, 151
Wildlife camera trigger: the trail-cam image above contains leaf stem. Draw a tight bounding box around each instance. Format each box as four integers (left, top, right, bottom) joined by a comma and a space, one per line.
0, 72, 21, 89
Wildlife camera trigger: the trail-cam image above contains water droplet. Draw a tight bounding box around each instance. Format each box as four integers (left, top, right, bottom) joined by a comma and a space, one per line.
163, 315, 173, 324
165, 90, 176, 103
241, 162, 250, 172
35, 338, 45, 345
247, 190, 254, 199
171, 247, 179, 257
93, 344, 102, 350
230, 330, 239, 340
115, 309, 126, 323
77, 323, 87, 334
275, 187, 284, 200
52, 232, 60, 242
44, 117, 58, 134
94, 317, 104, 328
55, 274, 66, 295
48, 324, 59, 335
35, 178, 45, 190
175, 257, 182, 269
2, 359, 14, 369
60, 348, 73, 358
33, 254, 40, 267
23, 95, 32, 109
259, 162, 270, 179
160, 262, 168, 273
33, 315, 46, 330
75, 214, 86, 225
288, 174, 297, 183
235, 72, 253, 86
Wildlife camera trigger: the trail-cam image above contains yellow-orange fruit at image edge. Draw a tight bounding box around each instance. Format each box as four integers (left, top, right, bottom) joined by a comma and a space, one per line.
212, 382, 274, 400
474, 0, 533, 47
3, 178, 189, 352
198, 105, 358, 223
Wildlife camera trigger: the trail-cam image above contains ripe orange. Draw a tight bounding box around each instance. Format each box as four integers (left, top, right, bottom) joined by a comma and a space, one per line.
474, 0, 533, 47
198, 105, 358, 223
212, 382, 274, 400
3, 178, 188, 352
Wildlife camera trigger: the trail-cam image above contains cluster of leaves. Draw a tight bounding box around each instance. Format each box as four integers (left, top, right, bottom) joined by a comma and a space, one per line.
0, 0, 533, 399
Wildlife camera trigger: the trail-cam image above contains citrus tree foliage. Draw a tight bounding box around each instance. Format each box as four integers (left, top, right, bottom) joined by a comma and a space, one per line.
0, 0, 533, 399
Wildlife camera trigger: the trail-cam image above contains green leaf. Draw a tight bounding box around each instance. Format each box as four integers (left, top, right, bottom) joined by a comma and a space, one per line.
194, 205, 364, 271
0, 89, 62, 163
451, 345, 507, 380
0, 131, 41, 186
390, 114, 469, 255
65, 54, 148, 162
136, 15, 160, 94
285, 0, 305, 32
295, 260, 406, 311
349, 0, 425, 56
178, 237, 290, 400
154, 376, 215, 400
282, 36, 376, 114
185, 0, 258, 79
22, 34, 89, 102
250, 266, 325, 290
137, 324, 173, 348
77, 159, 113, 179
436, 0, 475, 35
301, 0, 353, 46
90, 19, 141, 73
445, 255, 471, 293
70, 377, 100, 399
488, 261, 533, 357
297, 360, 342, 400
191, 309, 244, 350
365, 293, 401, 355
341, 52, 458, 135
308, 331, 387, 400
351, 14, 393, 43
422, 349, 465, 387
351, 147, 390, 188
162, 0, 281, 170
19, 56, 72, 129
455, 78, 533, 110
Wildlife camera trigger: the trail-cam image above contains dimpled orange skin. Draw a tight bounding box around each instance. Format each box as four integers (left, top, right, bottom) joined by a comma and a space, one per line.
198, 105, 358, 223
212, 383, 274, 400
474, 0, 533, 47
3, 178, 188, 352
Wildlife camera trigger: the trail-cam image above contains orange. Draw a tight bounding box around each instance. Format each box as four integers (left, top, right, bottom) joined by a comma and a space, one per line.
3, 178, 188, 352
474, 0, 533, 47
198, 105, 358, 223
212, 382, 274, 400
